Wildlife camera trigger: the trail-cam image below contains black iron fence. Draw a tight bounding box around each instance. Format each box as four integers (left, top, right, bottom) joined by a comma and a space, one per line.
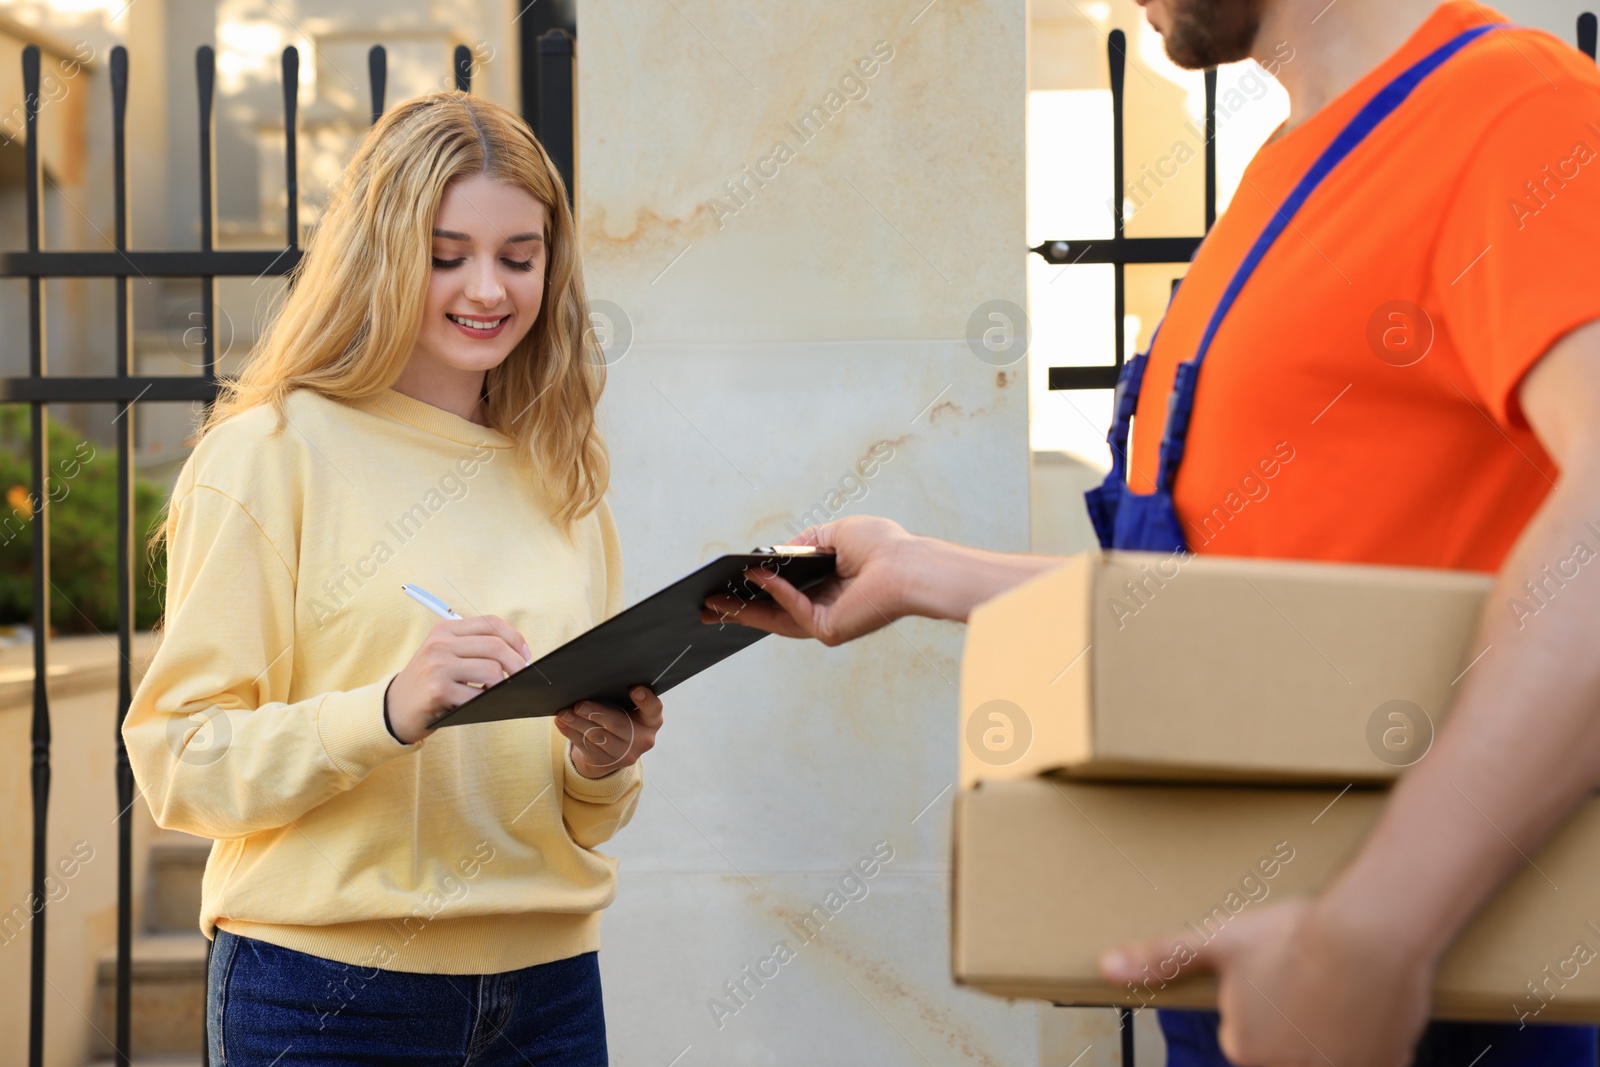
1039, 13, 1600, 393
1, 25, 576, 1067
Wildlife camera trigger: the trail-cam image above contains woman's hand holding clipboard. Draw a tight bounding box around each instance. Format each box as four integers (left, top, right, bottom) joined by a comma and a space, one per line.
384, 596, 662, 777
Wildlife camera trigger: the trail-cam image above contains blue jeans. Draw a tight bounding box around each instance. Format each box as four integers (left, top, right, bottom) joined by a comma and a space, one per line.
1159, 1008, 1598, 1066
207, 928, 608, 1065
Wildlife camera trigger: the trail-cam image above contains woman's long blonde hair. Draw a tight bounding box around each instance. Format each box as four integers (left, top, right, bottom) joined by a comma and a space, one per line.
189, 91, 606, 528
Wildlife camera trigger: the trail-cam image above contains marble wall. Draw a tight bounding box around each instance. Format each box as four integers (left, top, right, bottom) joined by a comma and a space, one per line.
578, 1, 1037, 1063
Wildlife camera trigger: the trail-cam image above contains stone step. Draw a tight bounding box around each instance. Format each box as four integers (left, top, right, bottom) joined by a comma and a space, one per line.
93, 934, 207, 1059
147, 833, 210, 935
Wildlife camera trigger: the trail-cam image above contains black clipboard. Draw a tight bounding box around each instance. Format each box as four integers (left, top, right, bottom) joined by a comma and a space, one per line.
430, 547, 836, 727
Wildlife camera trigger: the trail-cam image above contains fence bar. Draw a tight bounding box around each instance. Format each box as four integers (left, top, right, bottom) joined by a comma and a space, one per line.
369, 45, 386, 125
197, 47, 217, 379
1, 249, 302, 277
22, 42, 52, 1067
1048, 365, 1119, 390
537, 30, 576, 207
455, 43, 472, 92
1581, 13, 1597, 58
1108, 29, 1126, 374
110, 43, 137, 1067
1031, 235, 1203, 266
284, 47, 299, 247
519, 0, 576, 138
1, 375, 223, 403
1203, 67, 1217, 232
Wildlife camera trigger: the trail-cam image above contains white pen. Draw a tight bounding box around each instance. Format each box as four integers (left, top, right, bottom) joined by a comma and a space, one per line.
401, 583, 462, 619
401, 583, 533, 666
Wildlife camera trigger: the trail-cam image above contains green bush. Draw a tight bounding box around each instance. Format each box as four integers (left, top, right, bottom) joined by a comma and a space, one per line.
0, 404, 169, 634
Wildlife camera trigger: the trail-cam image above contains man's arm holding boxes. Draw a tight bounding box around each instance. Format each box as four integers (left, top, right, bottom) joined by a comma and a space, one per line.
708, 318, 1600, 1066
1091, 319, 1600, 1066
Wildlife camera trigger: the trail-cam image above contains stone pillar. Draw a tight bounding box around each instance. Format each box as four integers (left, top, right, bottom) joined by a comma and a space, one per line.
579, 2, 1036, 1062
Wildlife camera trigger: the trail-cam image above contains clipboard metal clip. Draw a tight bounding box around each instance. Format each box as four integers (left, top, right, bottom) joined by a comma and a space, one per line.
748, 545, 836, 555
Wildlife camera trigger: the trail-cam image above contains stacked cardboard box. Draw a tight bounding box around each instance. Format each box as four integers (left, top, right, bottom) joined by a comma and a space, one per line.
950, 552, 1600, 1022
956, 552, 1492, 787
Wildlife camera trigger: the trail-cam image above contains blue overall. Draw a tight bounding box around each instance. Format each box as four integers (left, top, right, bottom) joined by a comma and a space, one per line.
1084, 23, 1600, 1067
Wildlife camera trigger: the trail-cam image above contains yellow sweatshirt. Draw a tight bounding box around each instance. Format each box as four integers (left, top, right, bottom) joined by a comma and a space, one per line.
123, 386, 642, 975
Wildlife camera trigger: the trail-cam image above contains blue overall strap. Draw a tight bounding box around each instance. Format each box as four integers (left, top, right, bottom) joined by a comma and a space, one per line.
1084, 352, 1148, 546
1084, 290, 1179, 546
1150, 21, 1498, 494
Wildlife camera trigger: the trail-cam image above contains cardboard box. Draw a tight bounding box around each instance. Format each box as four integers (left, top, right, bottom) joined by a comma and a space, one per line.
952, 780, 1600, 1023
958, 552, 1492, 786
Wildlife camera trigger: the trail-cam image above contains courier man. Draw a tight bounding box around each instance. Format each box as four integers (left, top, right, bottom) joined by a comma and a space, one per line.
705, 0, 1600, 1063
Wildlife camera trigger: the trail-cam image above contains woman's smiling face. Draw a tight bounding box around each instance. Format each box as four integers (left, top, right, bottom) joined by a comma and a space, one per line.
412, 173, 550, 382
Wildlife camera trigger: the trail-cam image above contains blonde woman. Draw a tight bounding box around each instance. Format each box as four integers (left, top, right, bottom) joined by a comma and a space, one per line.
124, 92, 661, 1065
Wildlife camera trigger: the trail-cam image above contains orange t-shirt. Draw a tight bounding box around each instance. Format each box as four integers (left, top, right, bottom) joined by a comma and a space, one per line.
1126, 1, 1600, 571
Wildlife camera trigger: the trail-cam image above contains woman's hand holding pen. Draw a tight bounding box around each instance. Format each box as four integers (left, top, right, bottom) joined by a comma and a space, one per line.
556, 687, 663, 779
390, 584, 665, 775
386, 615, 533, 744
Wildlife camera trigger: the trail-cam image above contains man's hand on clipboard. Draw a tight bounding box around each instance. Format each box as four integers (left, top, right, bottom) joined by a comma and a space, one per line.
555, 686, 664, 779
704, 515, 1068, 642
702, 516, 918, 645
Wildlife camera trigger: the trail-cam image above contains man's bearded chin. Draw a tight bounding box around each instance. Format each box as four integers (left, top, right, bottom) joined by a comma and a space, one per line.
1159, 0, 1266, 69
